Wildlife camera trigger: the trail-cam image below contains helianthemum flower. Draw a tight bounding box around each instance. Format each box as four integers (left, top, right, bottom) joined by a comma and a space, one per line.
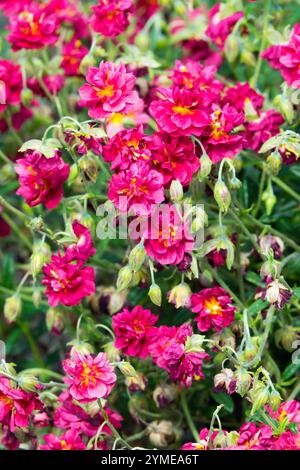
64, 221, 96, 263
91, 0, 133, 38
140, 204, 194, 265
112, 305, 158, 358
61, 39, 88, 77
108, 161, 165, 215
79, 62, 139, 119
0, 60, 23, 113
63, 351, 116, 403
191, 286, 236, 332
0, 377, 43, 432
40, 429, 86, 450
42, 252, 95, 307
15, 150, 70, 210
149, 87, 210, 136
7, 3, 59, 51
149, 133, 200, 187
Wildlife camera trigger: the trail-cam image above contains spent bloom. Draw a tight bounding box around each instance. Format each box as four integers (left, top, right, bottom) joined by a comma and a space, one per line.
15, 150, 70, 210
79, 62, 139, 119
91, 0, 133, 38
191, 286, 236, 332
112, 305, 158, 358
63, 351, 116, 403
42, 252, 95, 307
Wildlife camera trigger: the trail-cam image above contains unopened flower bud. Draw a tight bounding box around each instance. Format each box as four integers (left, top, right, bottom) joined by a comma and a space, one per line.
46, 308, 65, 335
268, 390, 281, 410
275, 325, 298, 352
260, 259, 280, 278
17, 373, 39, 392
118, 361, 138, 378
240, 49, 256, 67
224, 34, 240, 63
4, 296, 21, 324
250, 386, 270, 413
128, 243, 146, 271
80, 57, 96, 75
168, 282, 191, 309
262, 182, 277, 216
103, 341, 121, 362
153, 384, 177, 408
79, 154, 99, 183
148, 283, 162, 307
274, 94, 295, 123
117, 266, 133, 291
228, 175, 242, 190
191, 207, 208, 233
69, 340, 94, 356
235, 368, 252, 396
214, 180, 231, 213
125, 372, 148, 392
170, 179, 183, 203
198, 152, 212, 180
31, 243, 51, 278
266, 151, 282, 175
29, 216, 44, 232
21, 88, 33, 106
135, 32, 150, 51
147, 420, 175, 448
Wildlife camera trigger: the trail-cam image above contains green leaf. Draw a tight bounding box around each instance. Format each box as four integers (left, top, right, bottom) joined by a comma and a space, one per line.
248, 299, 269, 316
1, 253, 15, 289
282, 362, 300, 381
210, 391, 234, 413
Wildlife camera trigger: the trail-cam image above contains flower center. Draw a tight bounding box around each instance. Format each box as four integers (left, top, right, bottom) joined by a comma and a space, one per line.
97, 83, 115, 99
204, 296, 223, 316
172, 105, 194, 116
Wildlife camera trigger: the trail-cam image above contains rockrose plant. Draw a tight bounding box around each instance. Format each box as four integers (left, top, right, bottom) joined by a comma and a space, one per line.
0, 0, 300, 455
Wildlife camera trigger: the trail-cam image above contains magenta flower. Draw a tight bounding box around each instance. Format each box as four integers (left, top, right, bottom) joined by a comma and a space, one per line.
108, 161, 165, 215
149, 87, 210, 136
262, 25, 300, 88
224, 82, 264, 114
149, 133, 200, 187
27, 74, 65, 97
0, 60, 23, 113
206, 4, 244, 49
191, 286, 236, 333
91, 0, 133, 38
244, 110, 285, 152
79, 62, 139, 119
149, 324, 209, 387
202, 104, 245, 163
7, 4, 59, 51
40, 429, 86, 450
42, 252, 95, 307
0, 377, 43, 432
61, 39, 88, 77
112, 305, 158, 358
63, 351, 116, 403
54, 390, 122, 438
140, 204, 194, 265
106, 99, 150, 137
15, 150, 70, 210
103, 126, 152, 171
64, 221, 96, 263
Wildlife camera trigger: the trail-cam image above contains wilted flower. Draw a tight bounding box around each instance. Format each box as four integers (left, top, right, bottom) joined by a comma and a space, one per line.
147, 420, 175, 447
168, 282, 192, 309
